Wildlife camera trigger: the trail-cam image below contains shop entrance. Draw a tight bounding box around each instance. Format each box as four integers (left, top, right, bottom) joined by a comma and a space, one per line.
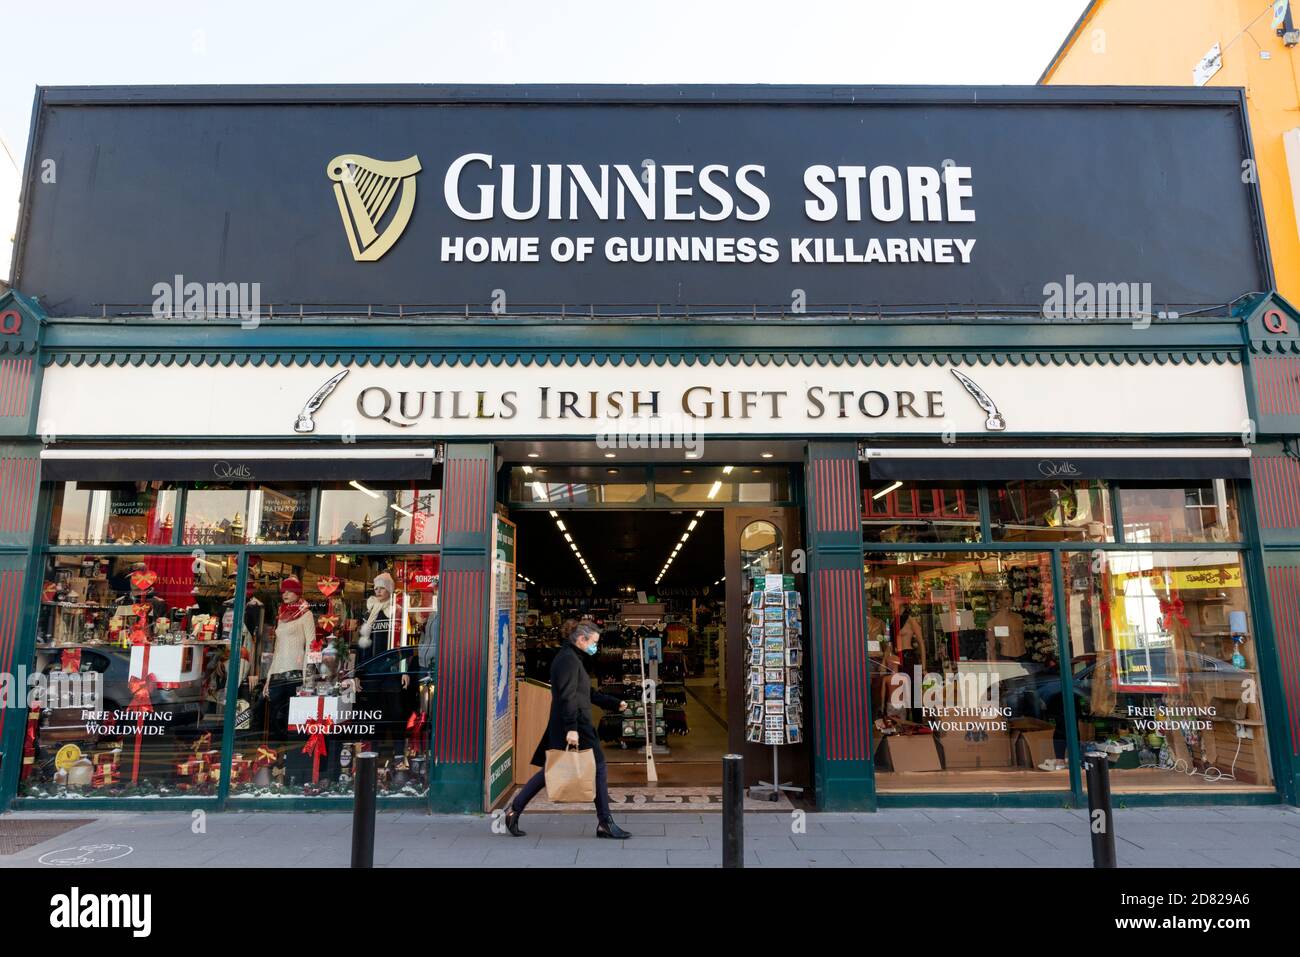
511, 508, 729, 786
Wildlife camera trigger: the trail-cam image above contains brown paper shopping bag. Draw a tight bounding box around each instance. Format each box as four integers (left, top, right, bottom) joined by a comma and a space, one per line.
544, 746, 596, 802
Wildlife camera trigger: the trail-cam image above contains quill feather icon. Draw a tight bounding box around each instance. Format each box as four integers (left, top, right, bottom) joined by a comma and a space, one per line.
950, 369, 1007, 431
295, 370, 350, 434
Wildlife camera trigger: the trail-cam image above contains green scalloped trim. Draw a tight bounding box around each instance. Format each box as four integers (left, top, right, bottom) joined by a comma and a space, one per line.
42, 350, 1245, 369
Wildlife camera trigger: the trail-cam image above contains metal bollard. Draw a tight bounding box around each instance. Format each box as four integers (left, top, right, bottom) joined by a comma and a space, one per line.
1083, 751, 1117, 869
351, 752, 378, 869
722, 753, 744, 869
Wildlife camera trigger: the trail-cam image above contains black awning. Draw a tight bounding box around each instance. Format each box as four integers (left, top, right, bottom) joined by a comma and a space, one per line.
40, 450, 437, 483
865, 451, 1251, 482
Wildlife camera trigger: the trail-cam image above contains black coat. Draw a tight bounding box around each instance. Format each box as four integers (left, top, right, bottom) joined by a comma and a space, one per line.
530, 642, 623, 767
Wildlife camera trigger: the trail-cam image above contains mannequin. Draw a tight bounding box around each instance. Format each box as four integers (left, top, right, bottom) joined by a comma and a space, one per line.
266, 577, 314, 689
895, 605, 926, 671
358, 572, 398, 664
985, 589, 1026, 662
259, 576, 314, 762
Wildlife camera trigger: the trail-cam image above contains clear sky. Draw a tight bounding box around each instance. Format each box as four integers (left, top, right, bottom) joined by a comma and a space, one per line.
0, 0, 1091, 280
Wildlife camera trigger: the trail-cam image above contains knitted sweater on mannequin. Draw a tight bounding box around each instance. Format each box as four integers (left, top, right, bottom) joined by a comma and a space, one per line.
269, 608, 315, 678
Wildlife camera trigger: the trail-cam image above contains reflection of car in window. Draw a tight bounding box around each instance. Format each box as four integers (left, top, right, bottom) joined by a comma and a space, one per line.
1002, 651, 1249, 721
39, 646, 206, 727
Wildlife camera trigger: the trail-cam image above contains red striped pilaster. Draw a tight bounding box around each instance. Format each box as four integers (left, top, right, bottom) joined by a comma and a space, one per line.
1267, 566, 1300, 757
811, 457, 858, 533
1254, 356, 1300, 417
0, 359, 32, 421
1252, 455, 1300, 531
442, 457, 489, 537
433, 567, 486, 763
0, 454, 39, 535
0, 568, 25, 744
818, 566, 870, 760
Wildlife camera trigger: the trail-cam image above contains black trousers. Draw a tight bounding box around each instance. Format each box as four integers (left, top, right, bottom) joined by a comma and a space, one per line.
512, 744, 612, 824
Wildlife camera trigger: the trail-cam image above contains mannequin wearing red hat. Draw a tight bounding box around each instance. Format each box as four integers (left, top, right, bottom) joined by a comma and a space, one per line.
264, 576, 315, 698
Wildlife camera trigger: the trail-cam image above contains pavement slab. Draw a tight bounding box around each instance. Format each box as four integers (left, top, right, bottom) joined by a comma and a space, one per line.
2, 805, 1296, 868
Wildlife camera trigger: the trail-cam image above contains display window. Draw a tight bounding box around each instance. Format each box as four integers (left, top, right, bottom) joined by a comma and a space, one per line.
1118, 481, 1240, 544
229, 552, 439, 799
317, 482, 441, 545
990, 480, 1113, 542
49, 481, 178, 545
181, 483, 311, 545
1063, 550, 1272, 790
864, 551, 1066, 790
22, 552, 237, 797
862, 480, 980, 543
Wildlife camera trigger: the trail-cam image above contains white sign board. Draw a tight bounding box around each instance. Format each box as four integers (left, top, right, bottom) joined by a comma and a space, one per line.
37, 358, 1249, 440
1193, 42, 1223, 86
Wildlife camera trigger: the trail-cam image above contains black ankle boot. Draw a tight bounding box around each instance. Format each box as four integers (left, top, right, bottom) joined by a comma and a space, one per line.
596, 820, 630, 840
504, 807, 526, 837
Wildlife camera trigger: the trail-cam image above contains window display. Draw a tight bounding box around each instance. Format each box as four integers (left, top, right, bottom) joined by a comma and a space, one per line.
49, 482, 177, 545
181, 483, 311, 545
317, 482, 441, 545
862, 480, 980, 543
1118, 481, 1240, 544
230, 553, 439, 798
991, 480, 1112, 542
865, 551, 1065, 789
1064, 550, 1272, 790
22, 553, 237, 797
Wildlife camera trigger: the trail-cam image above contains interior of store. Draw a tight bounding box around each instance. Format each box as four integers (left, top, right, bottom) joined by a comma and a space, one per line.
511, 508, 728, 786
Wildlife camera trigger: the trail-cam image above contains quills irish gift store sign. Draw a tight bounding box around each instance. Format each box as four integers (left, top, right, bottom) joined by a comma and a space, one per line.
36, 359, 1249, 440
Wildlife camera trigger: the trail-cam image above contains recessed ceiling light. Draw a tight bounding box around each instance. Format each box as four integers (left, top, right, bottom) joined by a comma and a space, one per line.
604, 452, 616, 459
548, 510, 558, 518
681, 469, 693, 475
722, 465, 734, 474
563, 533, 573, 542
707, 481, 722, 499
521, 465, 533, 474
606, 468, 619, 475
696, 510, 705, 517
527, 452, 540, 458
556, 520, 567, 531
760, 452, 774, 459
688, 519, 698, 531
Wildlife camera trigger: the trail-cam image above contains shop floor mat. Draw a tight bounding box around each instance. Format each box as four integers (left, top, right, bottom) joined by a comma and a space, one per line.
0, 818, 97, 855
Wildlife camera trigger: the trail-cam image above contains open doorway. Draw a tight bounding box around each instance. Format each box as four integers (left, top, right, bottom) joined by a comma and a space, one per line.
511, 508, 728, 786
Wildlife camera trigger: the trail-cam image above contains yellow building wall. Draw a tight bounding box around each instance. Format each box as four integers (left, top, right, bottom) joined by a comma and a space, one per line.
1045, 0, 1300, 301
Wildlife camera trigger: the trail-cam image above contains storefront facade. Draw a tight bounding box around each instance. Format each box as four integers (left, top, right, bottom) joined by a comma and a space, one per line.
0, 84, 1298, 812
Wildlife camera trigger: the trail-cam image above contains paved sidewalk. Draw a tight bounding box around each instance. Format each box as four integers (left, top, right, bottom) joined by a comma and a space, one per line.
2, 806, 1299, 868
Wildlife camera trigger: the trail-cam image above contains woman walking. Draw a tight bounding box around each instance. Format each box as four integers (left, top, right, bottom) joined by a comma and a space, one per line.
504, 621, 631, 839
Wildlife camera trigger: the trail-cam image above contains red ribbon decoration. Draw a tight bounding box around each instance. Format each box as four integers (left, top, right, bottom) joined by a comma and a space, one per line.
127, 637, 156, 786
405, 712, 429, 753
60, 648, 82, 673
1159, 596, 1188, 631
298, 697, 332, 783
301, 720, 332, 783
20, 707, 39, 780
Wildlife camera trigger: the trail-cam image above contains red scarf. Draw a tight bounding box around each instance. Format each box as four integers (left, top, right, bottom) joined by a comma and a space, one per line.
278, 599, 310, 623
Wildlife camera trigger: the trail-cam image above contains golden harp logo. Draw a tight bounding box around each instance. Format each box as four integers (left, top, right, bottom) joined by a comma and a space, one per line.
327, 153, 422, 262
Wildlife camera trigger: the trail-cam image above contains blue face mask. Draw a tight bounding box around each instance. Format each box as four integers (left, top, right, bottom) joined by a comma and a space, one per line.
584, 642, 598, 656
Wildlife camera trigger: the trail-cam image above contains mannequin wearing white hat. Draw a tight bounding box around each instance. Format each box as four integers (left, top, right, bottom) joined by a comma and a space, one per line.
358, 571, 399, 669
